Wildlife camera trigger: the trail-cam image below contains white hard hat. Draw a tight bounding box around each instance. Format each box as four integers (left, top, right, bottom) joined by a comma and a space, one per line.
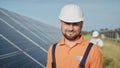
92, 31, 99, 37
59, 4, 84, 23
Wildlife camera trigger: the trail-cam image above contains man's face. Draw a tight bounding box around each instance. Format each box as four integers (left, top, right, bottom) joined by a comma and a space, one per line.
61, 20, 83, 41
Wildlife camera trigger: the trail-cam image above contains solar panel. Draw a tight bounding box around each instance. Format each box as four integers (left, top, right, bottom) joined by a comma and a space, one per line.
0, 8, 62, 68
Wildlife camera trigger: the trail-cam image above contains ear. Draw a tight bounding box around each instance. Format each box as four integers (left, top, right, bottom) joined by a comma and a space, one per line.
60, 21, 62, 25
80, 21, 83, 29
60, 20, 63, 28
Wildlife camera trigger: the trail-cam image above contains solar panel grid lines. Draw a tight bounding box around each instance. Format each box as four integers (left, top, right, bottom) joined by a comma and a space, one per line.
0, 8, 62, 68
0, 18, 46, 66
0, 50, 22, 59
0, 35, 18, 54
0, 53, 43, 68
12, 12, 53, 43
0, 34, 46, 68
0, 8, 61, 47
21, 16, 59, 43
0, 9, 51, 45
1, 8, 61, 43
0, 18, 47, 53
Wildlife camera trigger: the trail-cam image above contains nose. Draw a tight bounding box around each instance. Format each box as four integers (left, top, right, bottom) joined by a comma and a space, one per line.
68, 24, 74, 30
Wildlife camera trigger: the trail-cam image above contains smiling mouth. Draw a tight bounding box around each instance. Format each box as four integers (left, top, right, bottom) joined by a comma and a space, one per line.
67, 30, 75, 33
66, 32, 75, 36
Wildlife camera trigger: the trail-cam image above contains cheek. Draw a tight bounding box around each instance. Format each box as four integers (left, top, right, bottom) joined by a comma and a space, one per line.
74, 26, 80, 30
61, 25, 67, 30
74, 27, 81, 33
61, 26, 65, 33
77, 24, 83, 30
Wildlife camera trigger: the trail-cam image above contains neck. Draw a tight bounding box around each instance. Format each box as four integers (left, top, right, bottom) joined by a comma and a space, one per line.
65, 40, 77, 47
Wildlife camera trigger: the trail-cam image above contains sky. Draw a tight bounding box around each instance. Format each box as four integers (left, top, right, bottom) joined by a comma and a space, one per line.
0, 0, 120, 31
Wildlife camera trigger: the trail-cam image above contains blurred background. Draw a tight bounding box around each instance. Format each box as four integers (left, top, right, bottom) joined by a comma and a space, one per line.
0, 0, 120, 68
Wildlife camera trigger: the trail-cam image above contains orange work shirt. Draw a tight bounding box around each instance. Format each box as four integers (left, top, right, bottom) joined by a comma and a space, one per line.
46, 36, 103, 68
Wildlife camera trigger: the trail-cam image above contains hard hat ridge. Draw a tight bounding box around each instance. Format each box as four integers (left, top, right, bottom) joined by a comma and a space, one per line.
59, 4, 84, 23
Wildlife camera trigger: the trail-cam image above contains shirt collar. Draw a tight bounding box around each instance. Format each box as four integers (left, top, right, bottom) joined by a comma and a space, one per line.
58, 37, 65, 46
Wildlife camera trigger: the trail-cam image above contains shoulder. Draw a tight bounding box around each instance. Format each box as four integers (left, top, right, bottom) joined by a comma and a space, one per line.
91, 44, 100, 51
47, 45, 52, 53
86, 44, 103, 68
86, 42, 100, 53
48, 43, 58, 51
89, 44, 101, 58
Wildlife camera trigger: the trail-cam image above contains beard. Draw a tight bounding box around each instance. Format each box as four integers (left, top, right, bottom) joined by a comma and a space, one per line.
62, 30, 81, 41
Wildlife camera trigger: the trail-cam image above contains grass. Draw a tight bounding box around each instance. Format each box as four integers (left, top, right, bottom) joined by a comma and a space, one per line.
83, 35, 120, 68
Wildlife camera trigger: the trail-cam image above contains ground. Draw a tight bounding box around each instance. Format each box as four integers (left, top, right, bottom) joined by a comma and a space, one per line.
84, 35, 120, 68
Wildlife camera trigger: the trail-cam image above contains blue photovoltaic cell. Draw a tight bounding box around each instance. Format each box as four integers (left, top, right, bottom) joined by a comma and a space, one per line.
0, 8, 62, 68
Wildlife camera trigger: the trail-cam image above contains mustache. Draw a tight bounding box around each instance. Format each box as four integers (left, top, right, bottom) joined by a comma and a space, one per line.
66, 30, 75, 32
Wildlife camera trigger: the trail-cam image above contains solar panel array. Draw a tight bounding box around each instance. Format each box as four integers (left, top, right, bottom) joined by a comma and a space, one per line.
0, 8, 62, 68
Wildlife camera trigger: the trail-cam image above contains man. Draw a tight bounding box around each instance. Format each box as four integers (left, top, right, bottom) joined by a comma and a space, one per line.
90, 31, 104, 49
46, 4, 103, 68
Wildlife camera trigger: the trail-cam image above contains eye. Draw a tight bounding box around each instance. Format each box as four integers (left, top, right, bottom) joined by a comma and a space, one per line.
63, 22, 70, 25
73, 23, 79, 26
65, 22, 70, 25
